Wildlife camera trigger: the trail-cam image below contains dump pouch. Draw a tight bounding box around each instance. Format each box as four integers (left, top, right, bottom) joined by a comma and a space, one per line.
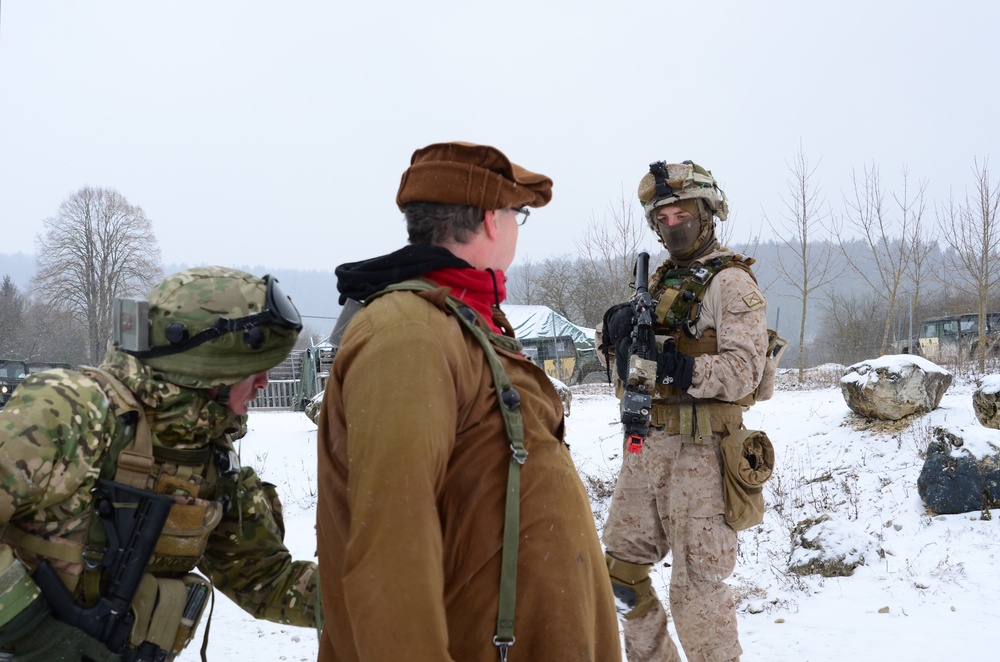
720, 428, 775, 531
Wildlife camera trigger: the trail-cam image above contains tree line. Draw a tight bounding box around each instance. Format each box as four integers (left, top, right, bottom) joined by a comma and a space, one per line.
2, 187, 161, 365
4, 153, 999, 378
506, 150, 1000, 379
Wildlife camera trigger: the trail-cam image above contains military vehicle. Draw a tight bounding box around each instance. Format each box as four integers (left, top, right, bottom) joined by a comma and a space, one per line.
0, 360, 75, 409
916, 312, 1000, 362
0, 359, 27, 409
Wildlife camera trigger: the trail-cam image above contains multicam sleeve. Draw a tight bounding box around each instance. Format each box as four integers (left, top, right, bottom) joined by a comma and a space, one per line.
198, 466, 319, 629
0, 370, 109, 523
0, 371, 110, 635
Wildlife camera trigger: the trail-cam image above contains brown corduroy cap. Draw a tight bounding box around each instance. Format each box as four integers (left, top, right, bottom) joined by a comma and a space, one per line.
396, 141, 553, 212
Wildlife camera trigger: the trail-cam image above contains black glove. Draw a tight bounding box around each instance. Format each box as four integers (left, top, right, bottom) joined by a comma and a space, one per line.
615, 336, 694, 391
601, 303, 634, 347
3, 610, 118, 662
655, 340, 694, 391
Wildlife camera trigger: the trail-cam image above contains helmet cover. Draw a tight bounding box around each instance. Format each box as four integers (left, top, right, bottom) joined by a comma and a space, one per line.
140, 267, 299, 388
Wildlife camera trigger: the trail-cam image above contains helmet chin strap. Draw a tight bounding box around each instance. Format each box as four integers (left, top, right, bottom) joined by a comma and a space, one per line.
213, 385, 232, 407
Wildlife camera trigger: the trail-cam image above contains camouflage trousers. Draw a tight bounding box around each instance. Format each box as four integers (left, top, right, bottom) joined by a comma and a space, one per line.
602, 429, 741, 662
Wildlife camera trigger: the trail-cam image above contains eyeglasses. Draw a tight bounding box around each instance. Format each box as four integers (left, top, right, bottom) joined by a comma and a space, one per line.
510, 206, 530, 226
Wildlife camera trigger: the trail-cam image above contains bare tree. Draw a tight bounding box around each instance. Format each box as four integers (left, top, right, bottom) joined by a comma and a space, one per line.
815, 289, 887, 366
19, 298, 89, 366
938, 158, 1000, 372
896, 213, 939, 352
535, 256, 578, 322
836, 164, 928, 356
505, 257, 540, 305
33, 187, 162, 363
573, 189, 648, 323
765, 145, 842, 381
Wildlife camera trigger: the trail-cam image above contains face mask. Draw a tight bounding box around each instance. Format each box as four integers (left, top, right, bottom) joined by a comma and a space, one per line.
659, 215, 703, 257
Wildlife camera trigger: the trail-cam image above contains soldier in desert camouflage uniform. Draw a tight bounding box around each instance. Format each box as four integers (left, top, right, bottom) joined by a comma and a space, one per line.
0, 267, 319, 661
600, 162, 768, 662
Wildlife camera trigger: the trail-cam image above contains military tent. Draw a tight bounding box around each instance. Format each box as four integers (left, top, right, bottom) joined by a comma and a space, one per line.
502, 305, 600, 382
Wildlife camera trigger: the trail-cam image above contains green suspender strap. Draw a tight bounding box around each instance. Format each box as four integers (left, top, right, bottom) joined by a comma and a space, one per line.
372, 281, 527, 662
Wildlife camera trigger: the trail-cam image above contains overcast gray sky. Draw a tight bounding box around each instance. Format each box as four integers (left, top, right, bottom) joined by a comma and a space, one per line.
1, 1, 997, 273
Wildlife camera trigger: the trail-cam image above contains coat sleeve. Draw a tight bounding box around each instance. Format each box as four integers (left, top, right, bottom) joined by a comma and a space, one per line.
687, 268, 768, 402
0, 372, 110, 636
335, 303, 459, 659
199, 466, 319, 628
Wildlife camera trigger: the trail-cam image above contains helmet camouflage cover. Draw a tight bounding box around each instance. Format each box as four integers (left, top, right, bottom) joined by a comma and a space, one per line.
637, 161, 729, 231
137, 267, 300, 388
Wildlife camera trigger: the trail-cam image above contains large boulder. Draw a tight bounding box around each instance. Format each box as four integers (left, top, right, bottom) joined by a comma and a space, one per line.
787, 515, 875, 577
840, 355, 952, 421
917, 425, 1000, 514
972, 375, 1000, 429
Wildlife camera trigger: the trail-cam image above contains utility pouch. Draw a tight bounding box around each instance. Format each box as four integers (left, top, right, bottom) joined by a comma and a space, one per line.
754, 329, 787, 402
128, 573, 210, 659
720, 427, 775, 531
146, 495, 224, 574
654, 289, 684, 327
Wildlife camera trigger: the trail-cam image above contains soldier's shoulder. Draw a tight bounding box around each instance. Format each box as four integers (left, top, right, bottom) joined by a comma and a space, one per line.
711, 263, 765, 313
5, 368, 111, 414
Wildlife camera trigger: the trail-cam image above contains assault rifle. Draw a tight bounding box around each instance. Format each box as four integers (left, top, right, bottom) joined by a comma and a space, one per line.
620, 252, 658, 455
33, 479, 173, 656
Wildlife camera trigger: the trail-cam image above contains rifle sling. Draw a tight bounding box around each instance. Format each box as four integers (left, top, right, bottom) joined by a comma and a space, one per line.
369, 280, 526, 659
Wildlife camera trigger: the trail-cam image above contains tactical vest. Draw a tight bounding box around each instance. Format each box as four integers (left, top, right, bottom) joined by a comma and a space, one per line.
614, 254, 781, 442
357, 279, 531, 661
0, 367, 229, 659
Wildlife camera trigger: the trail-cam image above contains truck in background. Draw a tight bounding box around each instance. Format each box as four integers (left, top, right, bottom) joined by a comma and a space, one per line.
915, 312, 1000, 362
0, 360, 74, 409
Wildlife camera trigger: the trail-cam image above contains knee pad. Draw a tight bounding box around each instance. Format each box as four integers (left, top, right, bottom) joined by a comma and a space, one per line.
606, 553, 657, 620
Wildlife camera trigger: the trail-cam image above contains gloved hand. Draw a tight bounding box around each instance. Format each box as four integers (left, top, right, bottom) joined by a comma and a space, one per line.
601, 302, 634, 347
615, 336, 694, 391
655, 340, 694, 390
4, 611, 118, 662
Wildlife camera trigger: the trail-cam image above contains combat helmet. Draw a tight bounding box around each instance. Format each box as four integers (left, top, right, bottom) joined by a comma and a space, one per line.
637, 161, 729, 224
637, 160, 729, 259
117, 267, 302, 388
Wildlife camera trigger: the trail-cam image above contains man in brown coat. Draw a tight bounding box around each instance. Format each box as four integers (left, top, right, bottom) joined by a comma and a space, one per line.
600, 161, 768, 662
316, 142, 621, 661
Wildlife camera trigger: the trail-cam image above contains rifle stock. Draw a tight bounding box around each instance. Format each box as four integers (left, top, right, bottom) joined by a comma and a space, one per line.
33, 479, 173, 654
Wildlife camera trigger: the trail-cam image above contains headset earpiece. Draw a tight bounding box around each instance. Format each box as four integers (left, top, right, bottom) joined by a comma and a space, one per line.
165, 322, 189, 345
243, 326, 266, 350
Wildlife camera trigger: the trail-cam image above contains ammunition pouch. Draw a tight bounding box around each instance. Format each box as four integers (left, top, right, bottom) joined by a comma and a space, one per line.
146, 495, 224, 574
649, 401, 744, 443
128, 573, 211, 660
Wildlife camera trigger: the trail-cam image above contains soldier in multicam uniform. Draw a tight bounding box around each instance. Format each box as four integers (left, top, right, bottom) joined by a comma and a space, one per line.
0, 267, 319, 661
600, 162, 768, 662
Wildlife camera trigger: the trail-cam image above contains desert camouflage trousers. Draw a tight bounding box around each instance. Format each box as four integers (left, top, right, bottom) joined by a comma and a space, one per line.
602, 428, 742, 662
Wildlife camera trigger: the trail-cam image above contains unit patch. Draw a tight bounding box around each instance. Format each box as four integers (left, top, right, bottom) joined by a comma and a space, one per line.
742, 292, 764, 311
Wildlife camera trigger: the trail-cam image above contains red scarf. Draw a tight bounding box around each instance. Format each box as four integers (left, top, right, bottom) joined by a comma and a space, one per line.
425, 268, 506, 333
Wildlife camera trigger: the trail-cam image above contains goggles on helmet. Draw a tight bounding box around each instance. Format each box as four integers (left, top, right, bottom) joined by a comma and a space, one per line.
127, 275, 302, 359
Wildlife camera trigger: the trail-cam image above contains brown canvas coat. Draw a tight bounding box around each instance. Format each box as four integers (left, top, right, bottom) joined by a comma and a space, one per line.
316, 287, 621, 662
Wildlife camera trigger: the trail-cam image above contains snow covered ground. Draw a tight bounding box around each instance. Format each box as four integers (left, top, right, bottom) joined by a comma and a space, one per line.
181, 368, 1000, 661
